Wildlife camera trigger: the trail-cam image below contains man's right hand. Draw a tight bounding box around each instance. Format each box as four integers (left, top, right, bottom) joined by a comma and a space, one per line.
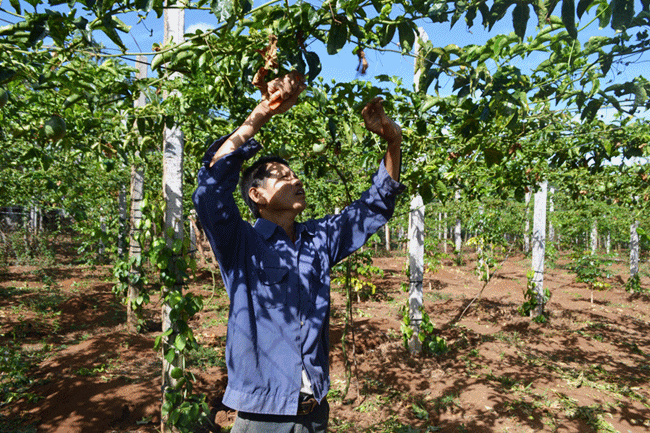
261, 71, 306, 116
210, 71, 306, 167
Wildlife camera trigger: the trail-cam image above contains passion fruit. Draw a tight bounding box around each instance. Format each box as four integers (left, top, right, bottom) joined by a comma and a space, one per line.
312, 141, 327, 154
44, 115, 66, 142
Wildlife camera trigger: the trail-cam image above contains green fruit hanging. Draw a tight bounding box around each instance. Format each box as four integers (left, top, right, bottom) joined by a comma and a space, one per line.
44, 115, 66, 142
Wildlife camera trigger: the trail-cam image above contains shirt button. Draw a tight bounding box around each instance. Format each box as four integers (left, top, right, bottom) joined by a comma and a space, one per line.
300, 321, 304, 326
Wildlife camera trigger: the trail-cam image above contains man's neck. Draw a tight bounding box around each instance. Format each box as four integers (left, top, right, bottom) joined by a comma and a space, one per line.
260, 212, 297, 243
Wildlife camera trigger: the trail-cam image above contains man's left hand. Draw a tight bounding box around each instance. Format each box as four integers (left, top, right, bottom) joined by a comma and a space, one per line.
361, 97, 402, 144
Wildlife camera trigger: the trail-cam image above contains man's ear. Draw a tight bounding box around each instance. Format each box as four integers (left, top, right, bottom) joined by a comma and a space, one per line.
249, 187, 266, 206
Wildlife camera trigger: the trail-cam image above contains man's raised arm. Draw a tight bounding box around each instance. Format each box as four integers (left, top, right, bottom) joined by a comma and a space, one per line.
209, 71, 306, 167
361, 97, 403, 182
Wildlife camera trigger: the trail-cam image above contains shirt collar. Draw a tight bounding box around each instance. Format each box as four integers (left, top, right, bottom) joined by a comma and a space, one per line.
254, 218, 314, 241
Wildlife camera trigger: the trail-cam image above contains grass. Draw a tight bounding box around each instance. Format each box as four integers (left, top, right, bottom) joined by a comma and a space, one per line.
186, 345, 225, 370
431, 392, 461, 413
0, 342, 49, 408
0, 415, 38, 433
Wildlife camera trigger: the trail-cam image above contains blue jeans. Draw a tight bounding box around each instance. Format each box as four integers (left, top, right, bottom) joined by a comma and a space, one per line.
230, 399, 329, 433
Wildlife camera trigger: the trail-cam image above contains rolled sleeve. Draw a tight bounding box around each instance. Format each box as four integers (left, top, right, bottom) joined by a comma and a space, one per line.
192, 132, 262, 268
200, 132, 263, 169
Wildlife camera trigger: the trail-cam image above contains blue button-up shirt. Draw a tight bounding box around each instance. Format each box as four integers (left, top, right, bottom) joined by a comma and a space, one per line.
192, 133, 405, 415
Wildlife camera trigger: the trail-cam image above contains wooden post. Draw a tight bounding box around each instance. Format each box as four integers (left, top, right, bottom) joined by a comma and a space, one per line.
531, 181, 548, 317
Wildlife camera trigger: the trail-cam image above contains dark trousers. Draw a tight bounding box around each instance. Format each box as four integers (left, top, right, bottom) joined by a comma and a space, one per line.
230, 399, 329, 433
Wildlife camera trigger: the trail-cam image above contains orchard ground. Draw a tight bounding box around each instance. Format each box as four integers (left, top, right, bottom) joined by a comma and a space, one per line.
1, 240, 649, 433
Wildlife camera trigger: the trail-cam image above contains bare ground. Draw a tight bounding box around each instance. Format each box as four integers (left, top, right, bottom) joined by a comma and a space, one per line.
1, 246, 649, 433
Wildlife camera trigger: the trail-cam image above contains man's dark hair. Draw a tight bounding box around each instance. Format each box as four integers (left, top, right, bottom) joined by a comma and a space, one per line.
240, 155, 291, 219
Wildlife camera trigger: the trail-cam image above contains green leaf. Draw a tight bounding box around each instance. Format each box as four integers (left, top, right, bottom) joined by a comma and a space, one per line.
533, 0, 548, 26
378, 22, 396, 47
488, 0, 514, 30
596, 1, 612, 28
211, 0, 236, 22
512, 3, 530, 40
28, 19, 47, 46
136, 0, 154, 12
89, 14, 127, 51
304, 51, 321, 81
465, 4, 478, 26
164, 348, 177, 364
580, 99, 603, 123
241, 0, 253, 14
63, 93, 84, 109
562, 0, 578, 39
175, 334, 187, 351
9, 0, 21, 14
631, 82, 647, 113
451, 0, 468, 28
484, 148, 503, 167
600, 52, 613, 75
0, 67, 17, 85
420, 95, 439, 113
397, 21, 415, 53
577, 0, 593, 18
428, 1, 449, 22
154, 335, 163, 350
328, 117, 337, 141
327, 20, 347, 55
434, 180, 448, 201
611, 0, 634, 30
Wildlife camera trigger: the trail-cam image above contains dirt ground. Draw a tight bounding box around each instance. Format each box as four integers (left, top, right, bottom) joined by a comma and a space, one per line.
1, 243, 649, 433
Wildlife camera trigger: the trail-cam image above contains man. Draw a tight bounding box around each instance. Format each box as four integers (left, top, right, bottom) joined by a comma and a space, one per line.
192, 71, 405, 432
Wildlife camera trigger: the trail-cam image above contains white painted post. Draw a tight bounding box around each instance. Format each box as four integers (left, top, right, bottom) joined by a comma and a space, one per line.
408, 195, 424, 354
161, 4, 185, 430
477, 205, 485, 280
118, 186, 127, 257
531, 181, 548, 317
548, 186, 555, 244
524, 191, 531, 254
630, 221, 639, 278
590, 220, 598, 255
127, 55, 147, 334
443, 212, 448, 253
405, 28, 428, 354
385, 224, 391, 251
99, 214, 106, 257
454, 190, 462, 255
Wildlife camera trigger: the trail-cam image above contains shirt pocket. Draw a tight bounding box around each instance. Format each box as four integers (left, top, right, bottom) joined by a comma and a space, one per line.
310, 251, 330, 308
254, 264, 289, 309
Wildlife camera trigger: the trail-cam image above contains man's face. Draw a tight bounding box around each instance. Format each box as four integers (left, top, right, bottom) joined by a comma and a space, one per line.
250, 162, 306, 217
